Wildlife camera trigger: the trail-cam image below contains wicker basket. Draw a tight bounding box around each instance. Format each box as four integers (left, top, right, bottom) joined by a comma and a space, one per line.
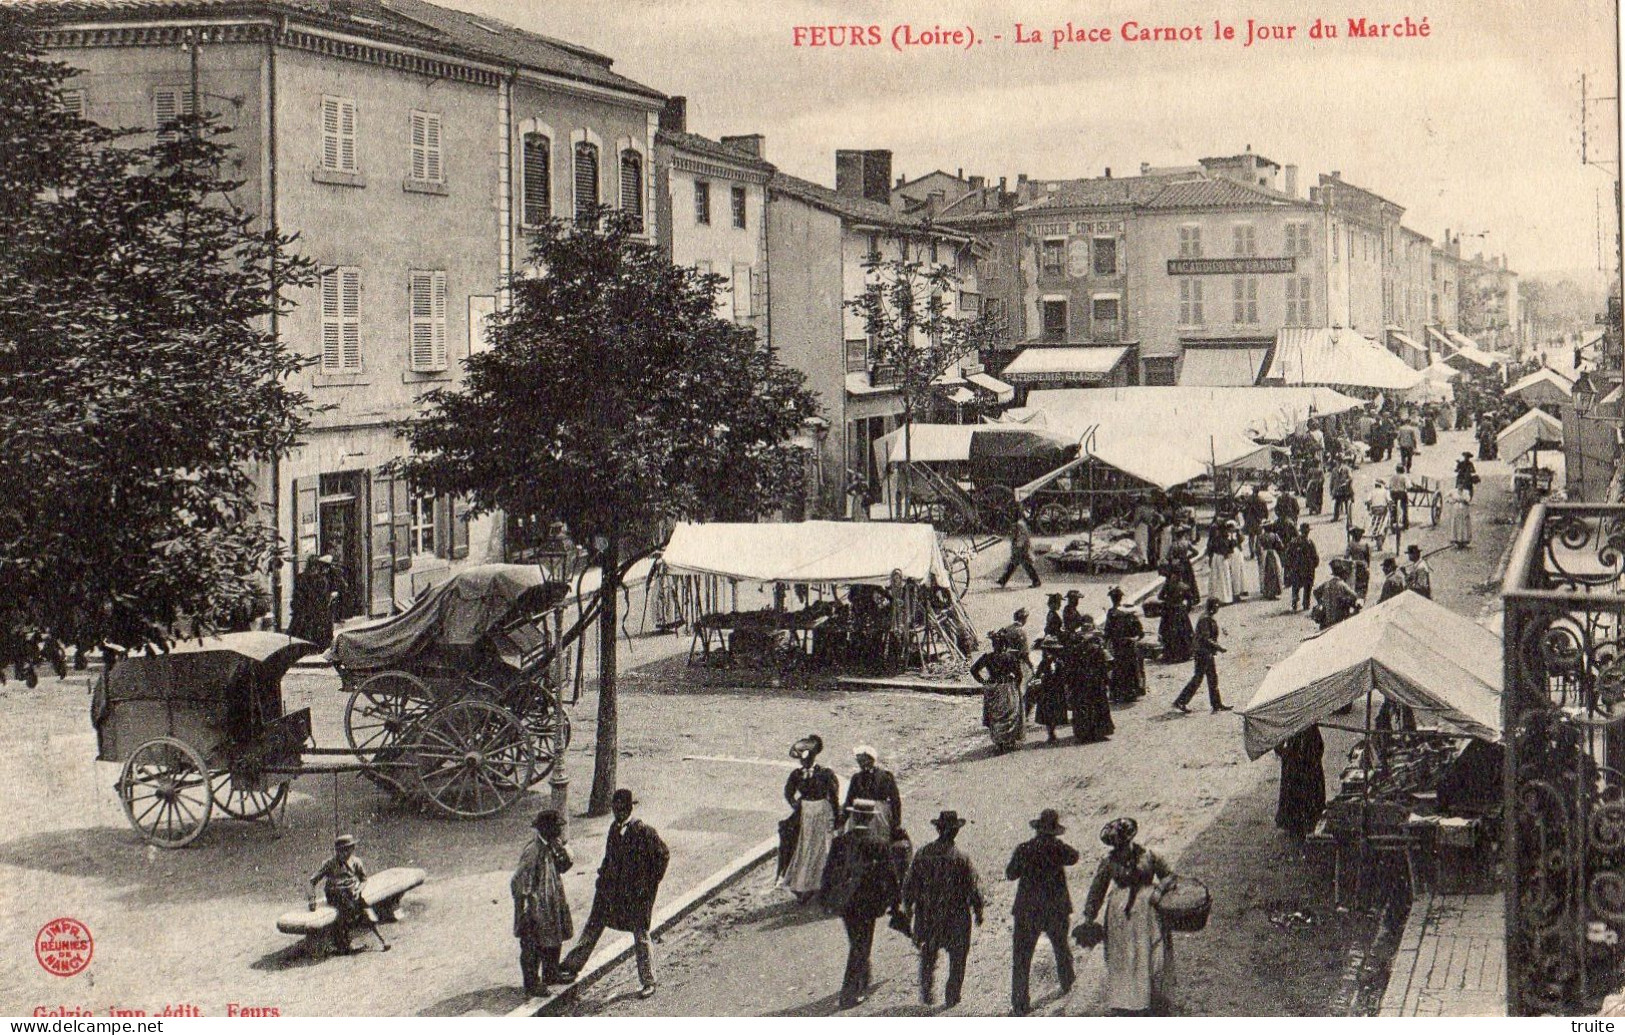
1155, 876, 1211, 933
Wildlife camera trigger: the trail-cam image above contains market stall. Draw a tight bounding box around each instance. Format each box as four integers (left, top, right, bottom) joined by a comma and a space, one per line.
1497, 407, 1564, 512
870, 423, 1080, 532
1240, 592, 1504, 901
656, 521, 976, 677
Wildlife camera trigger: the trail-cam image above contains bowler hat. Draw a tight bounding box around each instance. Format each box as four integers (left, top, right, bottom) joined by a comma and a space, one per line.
611, 788, 638, 808
930, 810, 967, 833
1030, 808, 1065, 835
1065, 590, 1083, 601
334, 834, 357, 849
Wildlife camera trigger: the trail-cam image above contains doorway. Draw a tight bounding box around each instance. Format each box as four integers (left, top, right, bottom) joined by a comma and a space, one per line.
318, 472, 366, 620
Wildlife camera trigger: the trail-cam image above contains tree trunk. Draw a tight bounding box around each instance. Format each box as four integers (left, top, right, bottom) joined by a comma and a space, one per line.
587, 534, 619, 816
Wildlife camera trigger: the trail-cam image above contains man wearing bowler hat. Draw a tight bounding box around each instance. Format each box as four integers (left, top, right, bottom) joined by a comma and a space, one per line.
1006, 809, 1080, 1014
560, 789, 669, 997
902, 810, 983, 1007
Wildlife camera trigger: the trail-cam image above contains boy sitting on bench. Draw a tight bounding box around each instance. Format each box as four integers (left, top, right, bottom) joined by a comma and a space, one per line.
309, 834, 371, 955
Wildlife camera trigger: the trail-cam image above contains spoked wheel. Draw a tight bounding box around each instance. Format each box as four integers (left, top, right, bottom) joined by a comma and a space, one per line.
209, 771, 289, 821
519, 702, 573, 785
409, 700, 534, 819
345, 671, 436, 756
1034, 502, 1071, 537
945, 553, 972, 600
1430, 492, 1443, 528
119, 737, 213, 848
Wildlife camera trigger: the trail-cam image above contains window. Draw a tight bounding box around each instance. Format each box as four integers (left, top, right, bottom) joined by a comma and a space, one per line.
319, 267, 361, 373
1178, 278, 1204, 325
1178, 225, 1202, 258
408, 110, 442, 183
1285, 222, 1312, 257
1041, 299, 1068, 342
408, 269, 447, 372
1144, 356, 1177, 386
1040, 238, 1065, 277
845, 338, 869, 373
59, 88, 86, 118
1285, 275, 1312, 325
572, 141, 599, 222
731, 185, 747, 229
732, 263, 751, 320
1232, 224, 1256, 257
984, 297, 1005, 325
320, 95, 356, 172
620, 149, 644, 231
1091, 296, 1120, 323
409, 490, 436, 556
694, 180, 711, 225
521, 133, 551, 225
1092, 237, 1118, 276
154, 86, 196, 144
1232, 277, 1259, 324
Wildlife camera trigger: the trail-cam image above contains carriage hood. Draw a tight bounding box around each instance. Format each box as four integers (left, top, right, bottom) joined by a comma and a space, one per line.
330, 564, 552, 671
91, 632, 315, 729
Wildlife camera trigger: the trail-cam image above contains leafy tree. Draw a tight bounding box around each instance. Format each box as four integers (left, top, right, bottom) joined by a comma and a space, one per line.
0, 9, 316, 679
844, 239, 1000, 516
398, 209, 818, 814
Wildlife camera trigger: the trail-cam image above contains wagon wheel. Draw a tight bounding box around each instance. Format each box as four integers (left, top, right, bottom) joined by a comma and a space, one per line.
973, 486, 1019, 534
345, 671, 437, 756
209, 771, 289, 821
944, 553, 972, 600
938, 504, 972, 537
409, 700, 534, 819
1429, 491, 1443, 528
507, 680, 574, 784
119, 737, 213, 848
1033, 502, 1071, 537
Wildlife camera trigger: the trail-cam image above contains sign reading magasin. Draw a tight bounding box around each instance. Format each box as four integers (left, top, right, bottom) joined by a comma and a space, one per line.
1167, 257, 1297, 275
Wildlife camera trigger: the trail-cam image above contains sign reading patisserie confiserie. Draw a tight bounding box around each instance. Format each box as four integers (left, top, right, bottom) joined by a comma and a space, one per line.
1167, 257, 1297, 275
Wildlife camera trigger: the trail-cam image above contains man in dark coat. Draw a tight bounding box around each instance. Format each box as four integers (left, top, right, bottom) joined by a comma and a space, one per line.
560, 789, 669, 997
822, 801, 900, 1009
997, 517, 1042, 588
844, 745, 902, 831
902, 810, 984, 1008
1006, 808, 1079, 1014
288, 553, 338, 649
1173, 599, 1230, 713
1282, 523, 1319, 612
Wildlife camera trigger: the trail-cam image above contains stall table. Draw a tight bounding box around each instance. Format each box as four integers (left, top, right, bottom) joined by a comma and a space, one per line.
688, 610, 828, 668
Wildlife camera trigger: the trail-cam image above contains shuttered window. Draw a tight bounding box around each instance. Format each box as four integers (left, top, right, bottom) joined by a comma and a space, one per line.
408, 269, 448, 372
573, 141, 599, 223
320, 267, 362, 372
409, 110, 442, 183
731, 185, 748, 229
321, 95, 357, 172
619, 149, 643, 231
1232, 277, 1259, 324
694, 181, 711, 225
521, 133, 550, 225
60, 88, 86, 118
732, 263, 751, 319
1179, 225, 1202, 258
1178, 278, 1204, 326
153, 86, 195, 144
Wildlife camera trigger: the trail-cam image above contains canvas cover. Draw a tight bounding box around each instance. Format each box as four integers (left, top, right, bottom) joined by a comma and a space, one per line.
1267, 327, 1425, 390
1239, 591, 1502, 760
1496, 407, 1564, 461
1023, 386, 1363, 443
872, 423, 1076, 467
661, 521, 950, 586
331, 564, 549, 670
1504, 367, 1574, 402
98, 632, 316, 709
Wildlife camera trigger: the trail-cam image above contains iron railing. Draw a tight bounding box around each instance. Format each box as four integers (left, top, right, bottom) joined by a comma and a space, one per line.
1503, 502, 1625, 1014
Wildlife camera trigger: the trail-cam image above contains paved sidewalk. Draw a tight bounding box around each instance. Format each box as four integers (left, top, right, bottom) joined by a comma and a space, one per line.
1378, 893, 1505, 1016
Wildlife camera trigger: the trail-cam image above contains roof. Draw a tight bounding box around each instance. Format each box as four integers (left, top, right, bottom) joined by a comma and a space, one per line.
1002, 346, 1130, 379
26, 0, 664, 100
1141, 176, 1307, 210
661, 521, 949, 586
1019, 174, 1185, 212
1178, 343, 1273, 387
1267, 327, 1424, 390
1202, 152, 1283, 169
1496, 407, 1563, 460
1024, 385, 1363, 444
656, 130, 774, 172
1239, 591, 1502, 759
771, 171, 967, 236
1504, 367, 1574, 401
872, 423, 1076, 466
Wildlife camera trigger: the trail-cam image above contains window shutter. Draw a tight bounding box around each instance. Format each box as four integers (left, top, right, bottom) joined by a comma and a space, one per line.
60, 88, 86, 118
410, 112, 426, 181
321, 271, 341, 371
732, 263, 750, 319
294, 477, 320, 570
574, 142, 599, 222
432, 496, 453, 560
431, 271, 447, 370
340, 269, 361, 370
423, 113, 441, 182
338, 98, 356, 171
451, 498, 471, 560
751, 266, 765, 318
522, 134, 550, 225
154, 87, 191, 143
620, 150, 643, 222
390, 477, 412, 572
369, 471, 398, 615
321, 97, 340, 170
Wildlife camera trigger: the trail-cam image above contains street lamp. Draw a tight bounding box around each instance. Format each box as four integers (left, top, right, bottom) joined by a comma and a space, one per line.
1575, 371, 1598, 418
537, 521, 584, 827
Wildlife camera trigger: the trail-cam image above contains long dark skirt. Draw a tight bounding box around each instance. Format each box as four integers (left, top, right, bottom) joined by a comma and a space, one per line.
1070, 677, 1114, 743
1108, 648, 1143, 703
1275, 727, 1327, 835
1031, 672, 1070, 728
1159, 609, 1193, 664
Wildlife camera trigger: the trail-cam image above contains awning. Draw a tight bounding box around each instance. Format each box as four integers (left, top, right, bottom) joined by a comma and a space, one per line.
1267, 327, 1424, 390
1239, 592, 1502, 759
1178, 344, 1272, 387
845, 373, 896, 396
943, 386, 976, 405
1496, 407, 1563, 460
1386, 330, 1427, 368
1426, 326, 1455, 354
967, 371, 1015, 404
1504, 367, 1574, 402
1421, 359, 1462, 383
1002, 346, 1130, 382
661, 521, 950, 586
873, 423, 1077, 467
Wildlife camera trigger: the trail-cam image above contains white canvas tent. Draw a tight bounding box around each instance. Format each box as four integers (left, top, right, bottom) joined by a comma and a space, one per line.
1240, 591, 1502, 760
1496, 407, 1564, 461
1023, 386, 1364, 443
1267, 327, 1426, 391
871, 423, 1077, 467
661, 521, 951, 587
1504, 367, 1574, 405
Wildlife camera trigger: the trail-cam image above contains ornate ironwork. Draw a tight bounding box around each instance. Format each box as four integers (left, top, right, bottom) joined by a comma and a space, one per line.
1506, 503, 1625, 1013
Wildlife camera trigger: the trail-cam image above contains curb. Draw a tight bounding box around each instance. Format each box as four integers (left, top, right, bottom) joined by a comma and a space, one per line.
506, 833, 780, 1017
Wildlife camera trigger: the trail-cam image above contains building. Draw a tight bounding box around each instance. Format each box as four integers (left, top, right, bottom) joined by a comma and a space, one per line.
34, 0, 663, 622
890, 168, 980, 212
1431, 232, 1463, 332
1310, 171, 1404, 341
767, 149, 991, 516
1460, 252, 1522, 352
1393, 225, 1434, 365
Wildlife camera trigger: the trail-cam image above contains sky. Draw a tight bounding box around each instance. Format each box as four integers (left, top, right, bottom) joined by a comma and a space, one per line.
451, 0, 1620, 278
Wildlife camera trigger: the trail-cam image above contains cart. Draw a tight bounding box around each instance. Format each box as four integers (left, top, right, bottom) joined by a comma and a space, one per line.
1407, 475, 1444, 528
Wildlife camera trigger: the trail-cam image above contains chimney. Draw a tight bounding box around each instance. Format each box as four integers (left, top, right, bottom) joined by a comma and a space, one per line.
956, 167, 963, 179
1140, 162, 1151, 175
1330, 170, 1341, 180
835, 149, 893, 204
968, 175, 986, 191
1284, 164, 1298, 197
1104, 167, 1112, 179
1016, 173, 1028, 190
659, 96, 687, 134
719, 134, 765, 158
999, 176, 1007, 192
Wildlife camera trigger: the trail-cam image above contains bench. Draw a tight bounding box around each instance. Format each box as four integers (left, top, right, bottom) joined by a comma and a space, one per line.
276, 866, 426, 938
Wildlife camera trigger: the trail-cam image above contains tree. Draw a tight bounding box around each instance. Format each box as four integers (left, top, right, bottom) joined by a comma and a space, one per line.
398, 210, 818, 814
0, 9, 316, 679
844, 237, 1000, 517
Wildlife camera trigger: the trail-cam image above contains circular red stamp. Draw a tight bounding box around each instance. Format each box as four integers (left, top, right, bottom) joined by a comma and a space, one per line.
35, 918, 93, 977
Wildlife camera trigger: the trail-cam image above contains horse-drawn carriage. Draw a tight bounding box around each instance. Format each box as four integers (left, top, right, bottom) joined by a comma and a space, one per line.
95, 566, 582, 848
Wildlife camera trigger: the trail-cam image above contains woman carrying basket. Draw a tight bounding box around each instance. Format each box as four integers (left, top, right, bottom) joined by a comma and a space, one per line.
1077, 818, 1177, 1014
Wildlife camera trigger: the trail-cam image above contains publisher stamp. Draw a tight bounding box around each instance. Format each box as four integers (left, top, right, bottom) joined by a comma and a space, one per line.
35, 918, 93, 977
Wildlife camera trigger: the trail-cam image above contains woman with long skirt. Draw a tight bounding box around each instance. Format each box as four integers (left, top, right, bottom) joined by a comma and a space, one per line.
1256, 527, 1284, 601
1079, 818, 1176, 1015
971, 632, 1026, 753
781, 736, 841, 902
1157, 572, 1195, 664
1274, 726, 1327, 837
1445, 487, 1473, 548
1225, 520, 1252, 598
1204, 522, 1235, 605
1068, 627, 1115, 744
1030, 639, 1071, 743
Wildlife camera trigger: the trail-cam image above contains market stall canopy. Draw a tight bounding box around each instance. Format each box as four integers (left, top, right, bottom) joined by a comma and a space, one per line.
332, 564, 551, 670
1404, 377, 1455, 404
662, 521, 950, 586
1266, 327, 1425, 390
967, 371, 1016, 403
1421, 359, 1463, 383
1001, 346, 1131, 383
1024, 386, 1363, 443
1504, 367, 1574, 404
1239, 592, 1502, 760
1177, 343, 1273, 387
1426, 326, 1455, 355
1496, 407, 1564, 461
872, 423, 1077, 467
1385, 328, 1428, 369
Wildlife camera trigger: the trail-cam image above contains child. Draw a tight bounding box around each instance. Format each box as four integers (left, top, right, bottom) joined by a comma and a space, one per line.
309, 834, 369, 955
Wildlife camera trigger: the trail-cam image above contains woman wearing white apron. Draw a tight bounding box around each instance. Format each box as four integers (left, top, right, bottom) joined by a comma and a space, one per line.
780, 736, 840, 902
1079, 818, 1176, 1015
